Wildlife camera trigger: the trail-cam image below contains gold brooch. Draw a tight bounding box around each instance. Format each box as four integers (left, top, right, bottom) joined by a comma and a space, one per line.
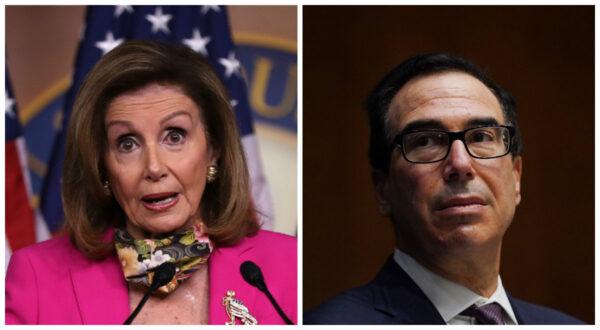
223, 290, 258, 325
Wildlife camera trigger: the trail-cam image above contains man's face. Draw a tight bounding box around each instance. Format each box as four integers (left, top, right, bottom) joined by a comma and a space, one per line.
374, 71, 522, 258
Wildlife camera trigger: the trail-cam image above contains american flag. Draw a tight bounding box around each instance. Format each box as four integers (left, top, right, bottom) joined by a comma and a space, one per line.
5, 71, 50, 265
40, 5, 273, 234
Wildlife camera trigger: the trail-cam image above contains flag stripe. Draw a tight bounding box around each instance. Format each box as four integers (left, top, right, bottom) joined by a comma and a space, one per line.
5, 139, 36, 250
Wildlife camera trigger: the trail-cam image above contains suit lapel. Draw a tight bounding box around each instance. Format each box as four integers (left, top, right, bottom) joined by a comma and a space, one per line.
508, 294, 528, 325
208, 239, 258, 325
70, 253, 129, 324
372, 256, 445, 324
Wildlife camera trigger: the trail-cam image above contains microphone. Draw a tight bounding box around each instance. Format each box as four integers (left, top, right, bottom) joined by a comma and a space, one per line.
240, 261, 293, 325
124, 262, 176, 325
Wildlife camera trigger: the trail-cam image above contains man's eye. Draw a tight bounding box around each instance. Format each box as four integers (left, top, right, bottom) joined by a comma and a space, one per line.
117, 137, 138, 152
415, 136, 434, 147
408, 132, 444, 148
470, 130, 495, 143
165, 128, 186, 145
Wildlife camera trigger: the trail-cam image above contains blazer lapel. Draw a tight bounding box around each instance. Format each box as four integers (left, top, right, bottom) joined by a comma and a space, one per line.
208, 241, 258, 325
70, 253, 130, 324
372, 256, 445, 324
508, 294, 528, 325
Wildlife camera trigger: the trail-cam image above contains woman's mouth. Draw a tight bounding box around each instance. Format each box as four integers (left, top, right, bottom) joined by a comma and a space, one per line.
141, 192, 180, 211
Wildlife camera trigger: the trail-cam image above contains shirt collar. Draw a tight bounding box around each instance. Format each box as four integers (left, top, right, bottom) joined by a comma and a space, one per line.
393, 248, 517, 324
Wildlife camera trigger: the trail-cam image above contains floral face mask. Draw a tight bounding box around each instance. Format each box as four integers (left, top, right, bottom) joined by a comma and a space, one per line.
114, 223, 212, 294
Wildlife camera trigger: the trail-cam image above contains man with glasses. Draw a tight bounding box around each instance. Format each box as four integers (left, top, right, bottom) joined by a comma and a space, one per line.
304, 54, 583, 325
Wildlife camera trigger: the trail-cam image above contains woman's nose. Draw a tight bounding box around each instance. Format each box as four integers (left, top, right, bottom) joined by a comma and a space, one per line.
144, 144, 168, 181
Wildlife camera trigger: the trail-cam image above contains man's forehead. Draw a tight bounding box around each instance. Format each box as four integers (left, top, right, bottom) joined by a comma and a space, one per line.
387, 71, 503, 132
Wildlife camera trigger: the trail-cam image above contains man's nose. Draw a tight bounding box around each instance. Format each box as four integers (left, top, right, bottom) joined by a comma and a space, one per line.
442, 140, 475, 182
144, 144, 168, 182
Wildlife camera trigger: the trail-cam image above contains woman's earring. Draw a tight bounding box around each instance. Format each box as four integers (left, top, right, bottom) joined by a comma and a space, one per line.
102, 180, 111, 196
207, 165, 218, 183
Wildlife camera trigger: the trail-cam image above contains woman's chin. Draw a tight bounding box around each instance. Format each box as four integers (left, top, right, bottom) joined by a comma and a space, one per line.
127, 219, 189, 238
125, 207, 203, 237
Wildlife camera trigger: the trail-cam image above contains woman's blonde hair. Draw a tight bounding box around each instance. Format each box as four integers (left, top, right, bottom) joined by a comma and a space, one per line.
62, 40, 259, 259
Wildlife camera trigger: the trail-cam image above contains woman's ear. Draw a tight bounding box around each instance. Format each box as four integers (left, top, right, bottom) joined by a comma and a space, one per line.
208, 146, 220, 166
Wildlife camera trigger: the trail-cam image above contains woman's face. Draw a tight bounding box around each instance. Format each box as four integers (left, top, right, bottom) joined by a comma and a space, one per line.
104, 83, 216, 238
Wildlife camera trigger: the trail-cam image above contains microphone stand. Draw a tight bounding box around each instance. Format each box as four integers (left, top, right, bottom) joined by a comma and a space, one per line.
124, 262, 176, 325
240, 260, 293, 325
262, 288, 293, 325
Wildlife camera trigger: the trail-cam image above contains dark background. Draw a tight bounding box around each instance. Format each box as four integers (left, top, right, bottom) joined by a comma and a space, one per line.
303, 6, 594, 323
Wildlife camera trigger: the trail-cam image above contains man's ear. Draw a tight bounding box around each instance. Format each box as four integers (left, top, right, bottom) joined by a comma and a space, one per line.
512, 155, 523, 206
372, 169, 391, 216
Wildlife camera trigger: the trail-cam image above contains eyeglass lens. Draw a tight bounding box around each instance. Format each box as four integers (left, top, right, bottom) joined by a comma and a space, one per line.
402, 127, 510, 163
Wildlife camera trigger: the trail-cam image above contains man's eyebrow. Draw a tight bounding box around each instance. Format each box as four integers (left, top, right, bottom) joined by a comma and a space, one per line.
399, 117, 503, 134
466, 117, 500, 127
400, 119, 446, 133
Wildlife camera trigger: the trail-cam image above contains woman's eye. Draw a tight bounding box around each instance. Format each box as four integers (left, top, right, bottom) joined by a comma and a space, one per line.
117, 137, 138, 153
165, 129, 186, 145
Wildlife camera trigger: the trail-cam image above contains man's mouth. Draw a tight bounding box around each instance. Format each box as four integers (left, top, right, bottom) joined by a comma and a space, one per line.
438, 196, 486, 209
434, 196, 487, 216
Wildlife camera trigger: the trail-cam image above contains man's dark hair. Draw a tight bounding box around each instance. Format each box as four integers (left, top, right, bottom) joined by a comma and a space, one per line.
366, 53, 522, 172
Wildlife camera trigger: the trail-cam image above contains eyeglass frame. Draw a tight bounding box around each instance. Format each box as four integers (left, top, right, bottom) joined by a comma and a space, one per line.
391, 125, 516, 164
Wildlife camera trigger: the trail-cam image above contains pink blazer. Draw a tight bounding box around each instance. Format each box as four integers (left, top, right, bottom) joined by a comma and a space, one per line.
5, 229, 297, 325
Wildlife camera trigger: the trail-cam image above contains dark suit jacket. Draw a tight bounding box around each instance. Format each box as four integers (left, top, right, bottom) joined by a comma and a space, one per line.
305, 256, 584, 325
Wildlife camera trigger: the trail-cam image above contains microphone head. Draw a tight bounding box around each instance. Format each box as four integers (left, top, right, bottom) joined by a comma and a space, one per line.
240, 260, 266, 291
151, 262, 176, 289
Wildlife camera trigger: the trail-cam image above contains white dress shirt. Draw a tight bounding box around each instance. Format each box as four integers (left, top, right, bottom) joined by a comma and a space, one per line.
393, 249, 518, 325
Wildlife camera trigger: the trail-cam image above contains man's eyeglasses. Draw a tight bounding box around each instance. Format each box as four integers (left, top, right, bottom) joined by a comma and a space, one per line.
392, 125, 515, 164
